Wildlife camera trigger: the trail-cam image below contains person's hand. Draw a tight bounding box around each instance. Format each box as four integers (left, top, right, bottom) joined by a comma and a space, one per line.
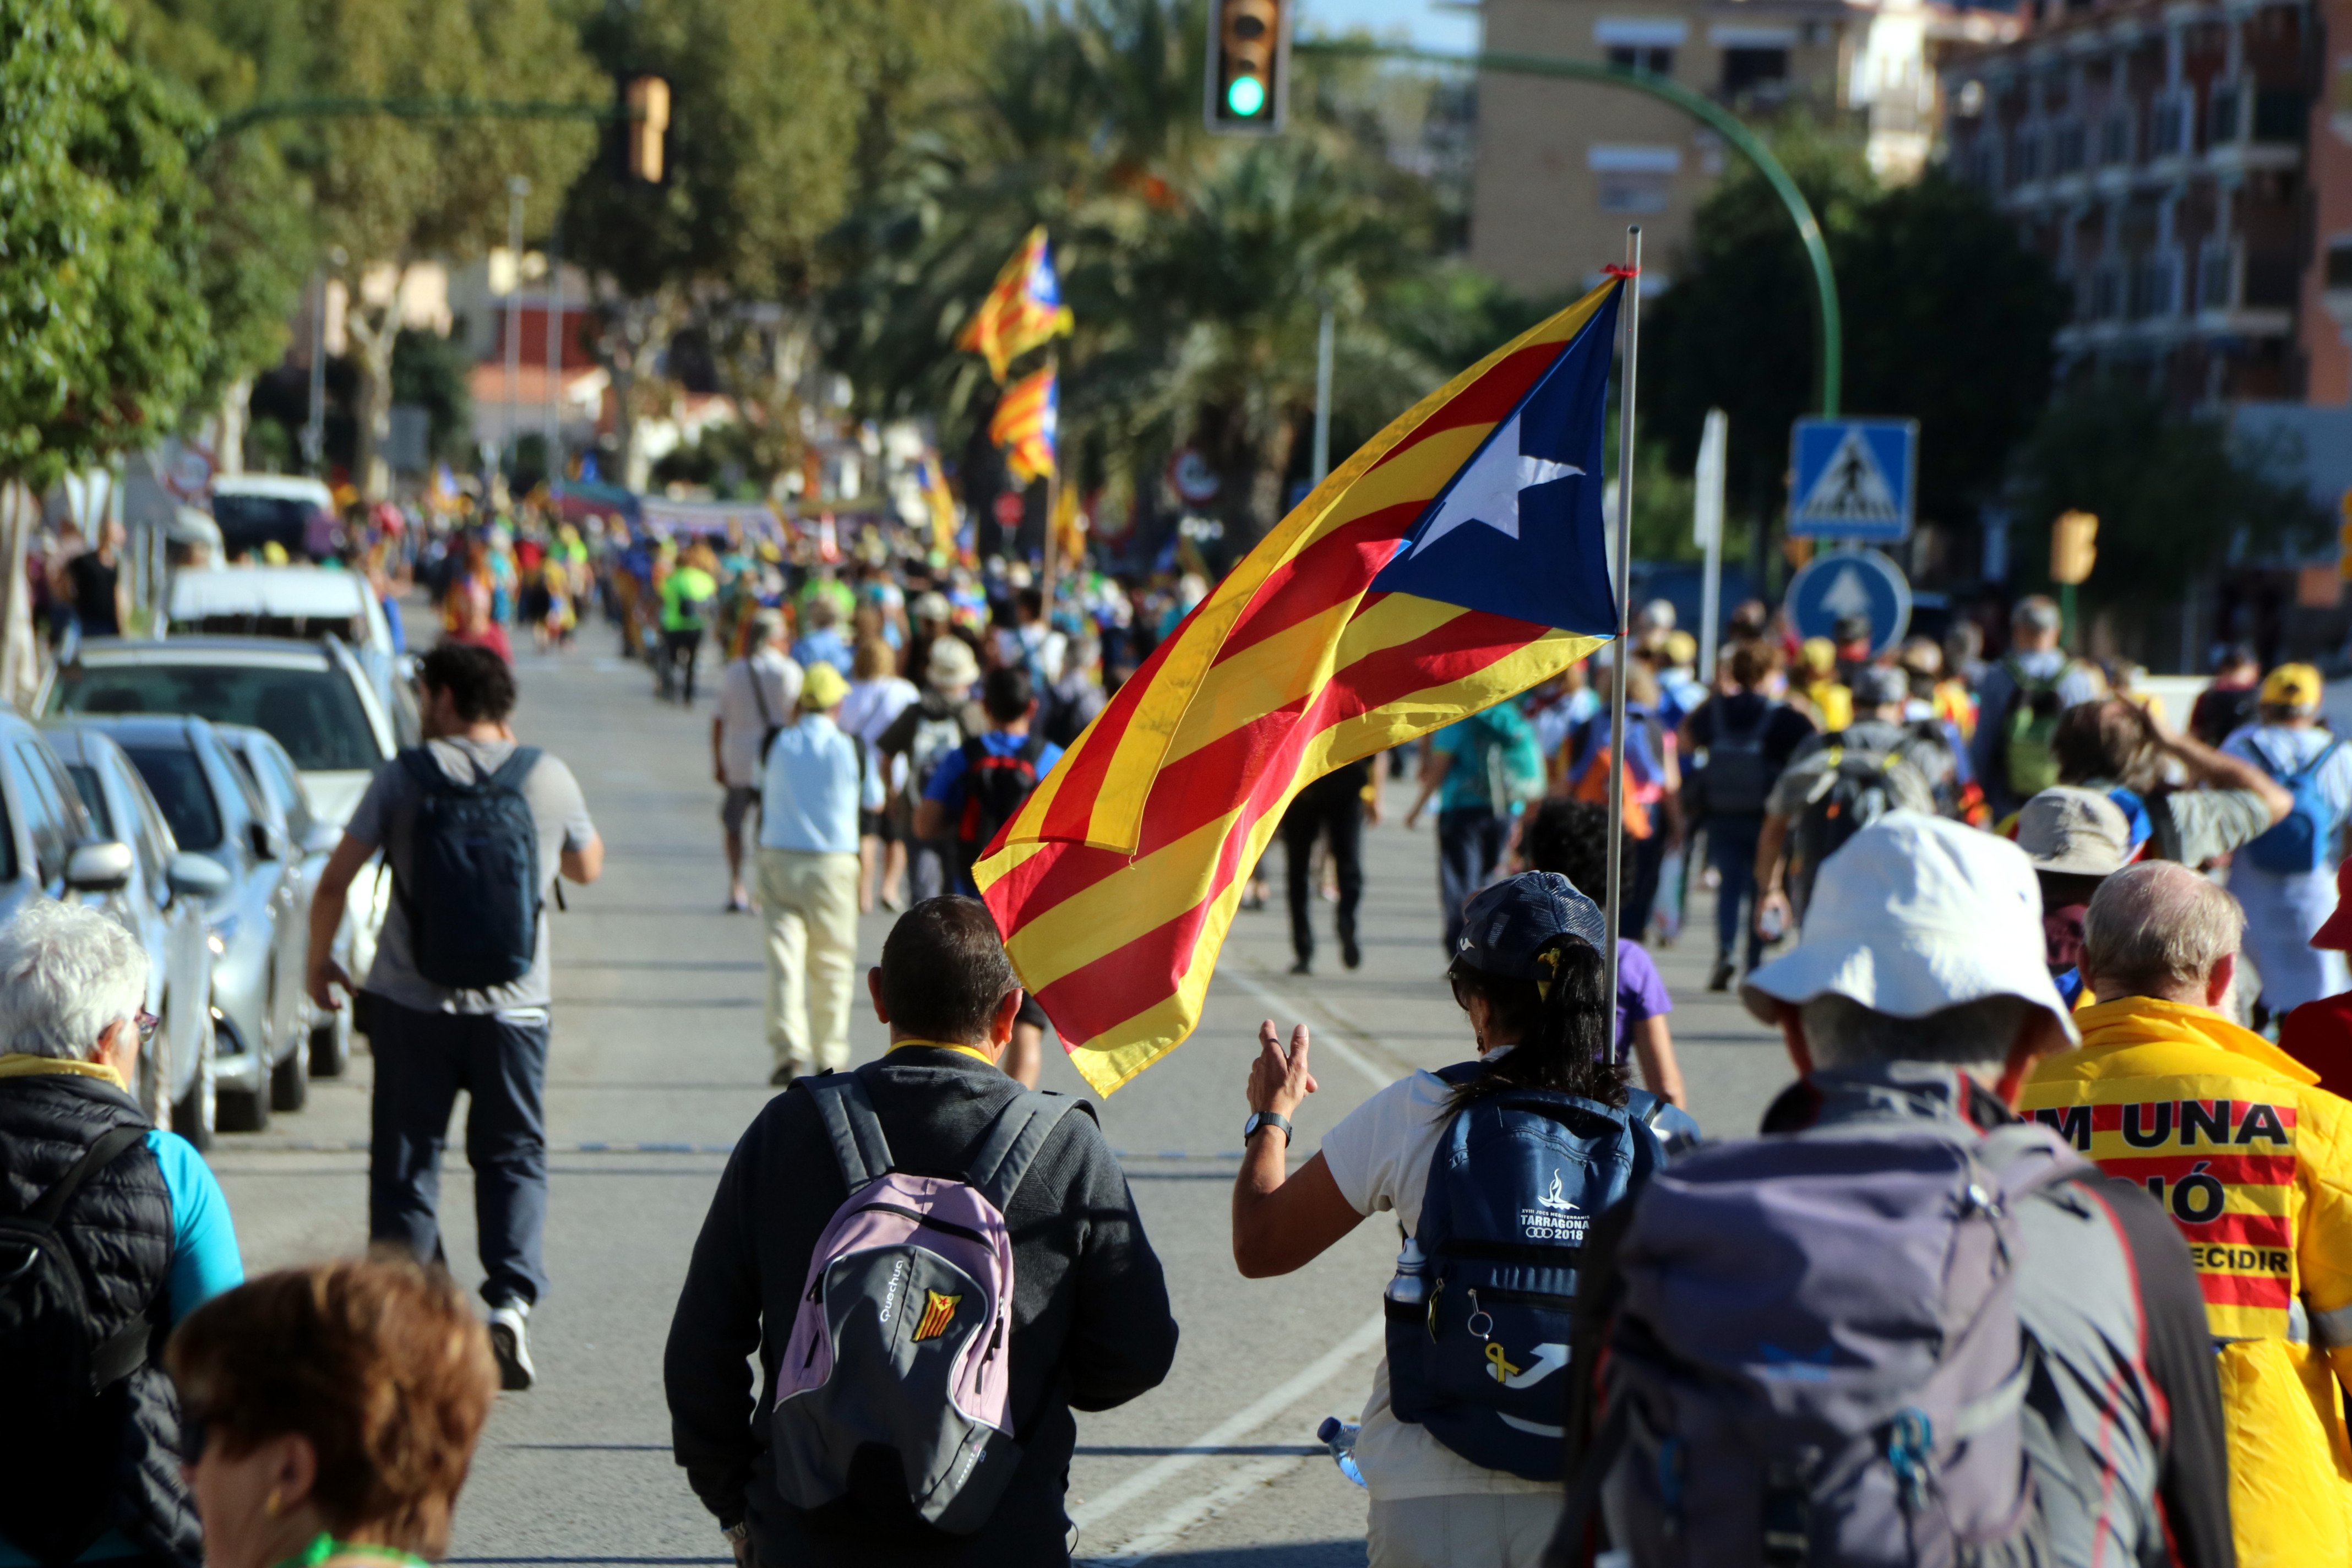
307, 955, 351, 1012
728, 1534, 756, 1568
1754, 889, 1792, 940
1247, 1020, 1317, 1120
1402, 804, 1422, 830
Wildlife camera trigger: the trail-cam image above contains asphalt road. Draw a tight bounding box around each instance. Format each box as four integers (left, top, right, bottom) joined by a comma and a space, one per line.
206, 627, 1796, 1568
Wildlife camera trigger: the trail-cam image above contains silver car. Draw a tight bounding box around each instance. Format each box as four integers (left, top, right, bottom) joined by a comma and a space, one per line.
46, 724, 232, 1145
215, 723, 355, 1076
70, 715, 314, 1133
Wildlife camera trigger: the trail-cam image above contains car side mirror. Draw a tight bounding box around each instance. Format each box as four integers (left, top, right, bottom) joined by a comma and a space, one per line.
64, 840, 134, 894
165, 851, 231, 902
300, 820, 342, 857
248, 820, 281, 862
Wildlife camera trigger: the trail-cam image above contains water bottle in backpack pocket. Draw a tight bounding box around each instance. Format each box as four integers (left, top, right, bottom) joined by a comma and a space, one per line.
1386, 1062, 1666, 1481
394, 745, 542, 990
1587, 1121, 2081, 1567
2242, 734, 2346, 874
770, 1074, 1083, 1535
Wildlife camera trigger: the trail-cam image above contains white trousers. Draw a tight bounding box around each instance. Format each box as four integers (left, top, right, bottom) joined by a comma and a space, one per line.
756, 848, 859, 1071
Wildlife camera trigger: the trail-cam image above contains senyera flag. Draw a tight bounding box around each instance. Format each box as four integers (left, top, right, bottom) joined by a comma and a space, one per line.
976, 276, 1627, 1095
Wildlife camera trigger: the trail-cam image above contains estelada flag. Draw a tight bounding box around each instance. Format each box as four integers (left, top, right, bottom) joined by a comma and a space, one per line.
976, 276, 1626, 1094
989, 367, 1057, 484
956, 226, 1075, 383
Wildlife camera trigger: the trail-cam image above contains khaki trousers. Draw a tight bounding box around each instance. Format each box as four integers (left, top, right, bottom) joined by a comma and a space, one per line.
1366, 1491, 1561, 1568
755, 847, 860, 1072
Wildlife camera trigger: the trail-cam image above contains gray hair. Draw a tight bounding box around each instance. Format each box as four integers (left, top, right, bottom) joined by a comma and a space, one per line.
1800, 992, 2035, 1082
2082, 861, 2243, 1000
749, 609, 787, 648
0, 902, 149, 1062
2012, 596, 2062, 636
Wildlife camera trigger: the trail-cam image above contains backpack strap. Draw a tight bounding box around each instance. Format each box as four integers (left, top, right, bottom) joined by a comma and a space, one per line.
801, 1072, 894, 1191
486, 745, 542, 792
28, 1125, 148, 1227
966, 1088, 1089, 1212
1016, 732, 1049, 766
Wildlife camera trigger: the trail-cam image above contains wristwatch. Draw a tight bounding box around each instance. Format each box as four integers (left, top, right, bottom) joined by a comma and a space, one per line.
721, 1522, 750, 1547
1243, 1109, 1294, 1146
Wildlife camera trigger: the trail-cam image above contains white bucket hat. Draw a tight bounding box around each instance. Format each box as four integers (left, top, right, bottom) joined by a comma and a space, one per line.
1740, 810, 2078, 1045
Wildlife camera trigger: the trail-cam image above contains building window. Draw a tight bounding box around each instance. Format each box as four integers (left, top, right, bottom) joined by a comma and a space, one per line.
2012, 129, 2042, 181
2150, 94, 2191, 157
1598, 175, 1672, 212
2208, 81, 2242, 145
2099, 114, 2131, 166
1607, 44, 1675, 75
2052, 121, 2086, 173
1721, 47, 1789, 97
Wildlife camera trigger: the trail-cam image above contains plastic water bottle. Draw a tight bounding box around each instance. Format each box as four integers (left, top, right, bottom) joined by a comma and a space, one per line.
1385, 1237, 1427, 1305
1317, 1416, 1367, 1488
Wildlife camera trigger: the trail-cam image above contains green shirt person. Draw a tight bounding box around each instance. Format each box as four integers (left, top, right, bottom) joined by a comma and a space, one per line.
662, 565, 718, 632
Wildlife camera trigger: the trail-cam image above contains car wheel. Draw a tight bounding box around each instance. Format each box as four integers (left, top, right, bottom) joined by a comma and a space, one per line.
217, 1082, 270, 1133
309, 996, 351, 1078
172, 1017, 216, 1152
271, 1027, 309, 1112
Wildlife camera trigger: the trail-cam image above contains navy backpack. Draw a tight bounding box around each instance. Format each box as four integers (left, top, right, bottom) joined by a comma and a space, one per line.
395, 744, 543, 990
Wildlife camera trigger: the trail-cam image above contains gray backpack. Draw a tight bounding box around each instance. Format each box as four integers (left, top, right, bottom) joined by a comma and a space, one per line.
771, 1072, 1081, 1534
1577, 1120, 2092, 1568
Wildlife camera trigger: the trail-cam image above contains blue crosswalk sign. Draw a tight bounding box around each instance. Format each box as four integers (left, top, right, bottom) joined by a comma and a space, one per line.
1788, 418, 1917, 540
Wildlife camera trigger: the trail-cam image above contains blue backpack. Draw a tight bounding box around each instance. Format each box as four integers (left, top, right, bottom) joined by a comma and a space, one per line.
394, 745, 543, 990
2244, 734, 2345, 874
1387, 1061, 1668, 1479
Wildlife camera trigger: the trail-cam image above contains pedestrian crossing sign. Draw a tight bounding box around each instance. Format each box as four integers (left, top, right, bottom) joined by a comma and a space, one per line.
1788, 418, 1918, 541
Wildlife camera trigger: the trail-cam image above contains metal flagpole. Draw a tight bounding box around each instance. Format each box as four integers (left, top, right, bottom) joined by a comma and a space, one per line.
1039, 353, 1061, 607
1603, 227, 1642, 1028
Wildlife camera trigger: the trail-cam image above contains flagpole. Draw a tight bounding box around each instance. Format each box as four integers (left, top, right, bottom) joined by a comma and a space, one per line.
1603, 227, 1642, 1042
1040, 352, 1061, 612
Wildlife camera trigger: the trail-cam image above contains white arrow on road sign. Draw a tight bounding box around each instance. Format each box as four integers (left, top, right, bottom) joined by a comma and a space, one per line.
1796, 427, 1902, 526
1821, 564, 1874, 622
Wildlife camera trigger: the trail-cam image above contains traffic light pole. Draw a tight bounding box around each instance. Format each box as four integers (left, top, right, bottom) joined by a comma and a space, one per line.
1293, 39, 1843, 418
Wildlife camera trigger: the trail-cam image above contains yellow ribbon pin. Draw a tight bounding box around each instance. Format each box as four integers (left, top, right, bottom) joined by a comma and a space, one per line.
1485, 1341, 1522, 1384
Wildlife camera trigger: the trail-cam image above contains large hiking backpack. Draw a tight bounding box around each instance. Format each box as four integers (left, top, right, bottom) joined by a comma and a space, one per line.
0, 1126, 157, 1562
771, 1073, 1082, 1534
1387, 1061, 1667, 1481
1700, 703, 1775, 816
1997, 658, 2071, 800
954, 734, 1047, 880
1788, 733, 1923, 911
394, 744, 542, 990
1581, 1120, 2082, 1568
2242, 733, 2346, 874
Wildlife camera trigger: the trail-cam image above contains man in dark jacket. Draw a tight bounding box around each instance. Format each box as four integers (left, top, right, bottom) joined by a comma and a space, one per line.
664, 897, 1177, 1568
0, 902, 243, 1568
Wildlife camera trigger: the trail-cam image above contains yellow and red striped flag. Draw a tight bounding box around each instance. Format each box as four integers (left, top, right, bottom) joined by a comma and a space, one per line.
956, 226, 1074, 383
977, 277, 1628, 1093
988, 367, 1057, 484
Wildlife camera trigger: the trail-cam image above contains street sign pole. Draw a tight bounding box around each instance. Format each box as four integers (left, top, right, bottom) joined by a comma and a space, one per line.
1695, 407, 1726, 680
1604, 228, 1641, 1016
1311, 307, 1335, 486
503, 176, 530, 484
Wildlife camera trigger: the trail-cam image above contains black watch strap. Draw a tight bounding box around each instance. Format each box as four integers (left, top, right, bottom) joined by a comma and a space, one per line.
1244, 1110, 1294, 1146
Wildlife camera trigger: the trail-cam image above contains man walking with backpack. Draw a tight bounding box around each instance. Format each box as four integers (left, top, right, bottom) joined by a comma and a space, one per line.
1551, 814, 2231, 1568
1972, 596, 2103, 819
306, 641, 603, 1392
665, 897, 1177, 1567
2222, 663, 2352, 1020
1404, 701, 1547, 955
878, 636, 984, 906
1680, 642, 1816, 989
712, 609, 802, 913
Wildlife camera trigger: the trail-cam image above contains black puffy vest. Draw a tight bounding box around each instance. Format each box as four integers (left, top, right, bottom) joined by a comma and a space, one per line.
0, 1071, 203, 1568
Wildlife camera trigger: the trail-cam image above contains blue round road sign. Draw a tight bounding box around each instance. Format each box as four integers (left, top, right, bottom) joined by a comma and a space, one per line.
1784, 548, 1911, 655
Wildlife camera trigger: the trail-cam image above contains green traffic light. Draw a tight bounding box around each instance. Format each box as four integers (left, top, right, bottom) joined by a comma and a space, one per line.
1226, 75, 1266, 116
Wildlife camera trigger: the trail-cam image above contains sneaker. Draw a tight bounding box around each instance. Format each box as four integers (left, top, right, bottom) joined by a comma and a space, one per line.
1341, 934, 1362, 971
1289, 956, 1312, 976
1707, 957, 1735, 992
769, 1063, 799, 1088
487, 1300, 535, 1392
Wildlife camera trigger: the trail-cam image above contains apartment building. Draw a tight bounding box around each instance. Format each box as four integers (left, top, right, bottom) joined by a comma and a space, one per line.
1469, 0, 2014, 294
2301, 0, 2350, 402
1942, 0, 2328, 403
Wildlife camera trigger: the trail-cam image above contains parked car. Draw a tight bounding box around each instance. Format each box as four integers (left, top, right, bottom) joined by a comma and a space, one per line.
165, 566, 416, 738
206, 474, 339, 562
39, 635, 398, 984
215, 723, 355, 1077
69, 715, 314, 1133
46, 723, 232, 1144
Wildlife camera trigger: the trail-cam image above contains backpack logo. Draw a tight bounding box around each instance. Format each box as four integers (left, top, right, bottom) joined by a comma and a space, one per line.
1536, 1170, 1579, 1211
914, 1290, 961, 1342
1520, 1170, 1589, 1242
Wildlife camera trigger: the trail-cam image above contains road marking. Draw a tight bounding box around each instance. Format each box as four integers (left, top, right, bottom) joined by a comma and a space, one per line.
1088, 1449, 1320, 1565
1220, 967, 1400, 1093
1067, 1311, 1384, 1533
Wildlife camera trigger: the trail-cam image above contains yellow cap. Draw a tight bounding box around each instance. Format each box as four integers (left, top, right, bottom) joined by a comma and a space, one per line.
799, 662, 849, 711
2261, 662, 2323, 709
1800, 636, 1836, 673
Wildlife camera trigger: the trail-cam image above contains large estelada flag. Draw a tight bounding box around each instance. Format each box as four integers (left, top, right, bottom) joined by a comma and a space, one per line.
977, 276, 1626, 1094
957, 226, 1075, 383
988, 367, 1057, 484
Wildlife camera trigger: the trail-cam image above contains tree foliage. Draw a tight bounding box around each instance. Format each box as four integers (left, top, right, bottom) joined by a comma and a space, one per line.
0, 0, 210, 491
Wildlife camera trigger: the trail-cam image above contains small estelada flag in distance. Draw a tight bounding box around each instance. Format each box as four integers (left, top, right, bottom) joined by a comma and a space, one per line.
913, 1289, 961, 1342
988, 367, 1058, 485
956, 226, 1074, 383
976, 276, 1627, 1095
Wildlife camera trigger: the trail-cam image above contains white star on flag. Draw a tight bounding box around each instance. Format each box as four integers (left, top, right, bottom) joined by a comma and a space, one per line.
1409, 408, 1583, 557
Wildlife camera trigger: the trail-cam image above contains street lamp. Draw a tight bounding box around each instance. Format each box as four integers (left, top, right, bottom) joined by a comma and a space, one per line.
504, 176, 529, 487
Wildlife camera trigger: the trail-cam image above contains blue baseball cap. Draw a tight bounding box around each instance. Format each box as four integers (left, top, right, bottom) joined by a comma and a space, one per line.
1454, 872, 1609, 979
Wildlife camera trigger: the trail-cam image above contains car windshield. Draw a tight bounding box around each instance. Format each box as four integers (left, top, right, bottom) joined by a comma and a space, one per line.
51, 662, 380, 771
123, 748, 223, 851
210, 495, 314, 560
64, 764, 113, 838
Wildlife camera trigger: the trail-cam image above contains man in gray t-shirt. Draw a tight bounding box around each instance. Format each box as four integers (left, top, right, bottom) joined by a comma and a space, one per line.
306, 644, 602, 1393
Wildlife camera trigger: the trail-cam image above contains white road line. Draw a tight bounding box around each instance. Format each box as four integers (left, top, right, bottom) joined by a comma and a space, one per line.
1220, 967, 1397, 1093
1090, 1450, 1319, 1565
1066, 1311, 1385, 1532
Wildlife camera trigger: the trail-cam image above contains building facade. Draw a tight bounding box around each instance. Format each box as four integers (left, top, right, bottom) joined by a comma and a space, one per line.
1942, 0, 2330, 404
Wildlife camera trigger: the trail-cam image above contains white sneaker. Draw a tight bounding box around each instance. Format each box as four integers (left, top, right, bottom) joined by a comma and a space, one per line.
488, 1300, 536, 1391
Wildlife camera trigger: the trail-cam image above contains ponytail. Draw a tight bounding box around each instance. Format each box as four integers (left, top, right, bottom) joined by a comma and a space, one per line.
1445, 934, 1626, 1112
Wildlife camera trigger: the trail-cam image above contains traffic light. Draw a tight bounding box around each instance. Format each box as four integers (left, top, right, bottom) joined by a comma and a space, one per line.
621, 75, 670, 183
1205, 0, 1289, 134
2049, 509, 2098, 584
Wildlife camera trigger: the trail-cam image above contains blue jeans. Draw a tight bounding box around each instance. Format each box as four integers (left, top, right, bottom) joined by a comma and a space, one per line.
1706, 813, 1766, 971
1438, 807, 1513, 956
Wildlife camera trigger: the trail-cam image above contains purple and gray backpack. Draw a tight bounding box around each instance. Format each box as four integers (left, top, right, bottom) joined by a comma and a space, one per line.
770, 1072, 1082, 1534
1580, 1119, 2085, 1568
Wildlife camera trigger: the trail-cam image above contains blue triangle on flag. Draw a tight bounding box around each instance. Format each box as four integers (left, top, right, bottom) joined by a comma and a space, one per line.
1369, 287, 1622, 636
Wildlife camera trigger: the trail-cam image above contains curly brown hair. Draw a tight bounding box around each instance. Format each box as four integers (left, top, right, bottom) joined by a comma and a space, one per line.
167, 1255, 498, 1558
